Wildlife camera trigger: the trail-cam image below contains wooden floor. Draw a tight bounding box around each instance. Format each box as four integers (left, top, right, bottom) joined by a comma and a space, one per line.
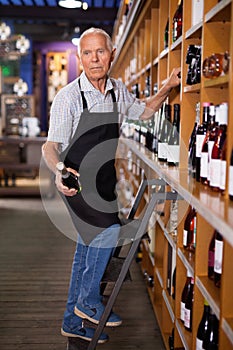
0, 198, 165, 350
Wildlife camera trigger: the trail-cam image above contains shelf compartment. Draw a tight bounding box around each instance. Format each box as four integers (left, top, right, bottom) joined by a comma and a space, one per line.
196, 276, 221, 319
119, 138, 233, 248
205, 0, 232, 23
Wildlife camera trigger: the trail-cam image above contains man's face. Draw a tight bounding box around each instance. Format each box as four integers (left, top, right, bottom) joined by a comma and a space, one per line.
79, 33, 115, 82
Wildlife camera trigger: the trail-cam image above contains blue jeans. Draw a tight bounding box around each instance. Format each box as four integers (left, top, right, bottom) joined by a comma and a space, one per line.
62, 224, 120, 330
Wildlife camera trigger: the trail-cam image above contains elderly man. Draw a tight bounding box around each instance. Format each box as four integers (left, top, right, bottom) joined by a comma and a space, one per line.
42, 27, 180, 343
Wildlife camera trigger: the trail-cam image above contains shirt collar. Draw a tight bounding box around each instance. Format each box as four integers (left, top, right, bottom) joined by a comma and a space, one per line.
79, 72, 114, 94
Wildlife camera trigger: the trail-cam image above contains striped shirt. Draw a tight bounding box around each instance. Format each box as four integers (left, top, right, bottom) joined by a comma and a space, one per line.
47, 72, 145, 152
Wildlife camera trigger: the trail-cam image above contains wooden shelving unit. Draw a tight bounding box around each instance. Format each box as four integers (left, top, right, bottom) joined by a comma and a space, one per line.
112, 1, 233, 349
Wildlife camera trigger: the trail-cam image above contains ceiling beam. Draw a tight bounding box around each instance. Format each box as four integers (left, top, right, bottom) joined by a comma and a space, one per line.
0, 5, 118, 22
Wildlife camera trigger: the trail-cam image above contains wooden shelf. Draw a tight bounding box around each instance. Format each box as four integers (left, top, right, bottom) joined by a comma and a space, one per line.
113, 1, 233, 348
203, 74, 229, 88
119, 138, 233, 248
162, 289, 175, 323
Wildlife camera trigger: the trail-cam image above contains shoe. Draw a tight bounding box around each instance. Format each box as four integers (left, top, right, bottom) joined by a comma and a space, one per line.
74, 303, 122, 327
61, 324, 109, 344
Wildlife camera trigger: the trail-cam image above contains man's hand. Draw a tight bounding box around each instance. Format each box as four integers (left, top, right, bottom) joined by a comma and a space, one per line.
55, 167, 80, 197
164, 67, 181, 90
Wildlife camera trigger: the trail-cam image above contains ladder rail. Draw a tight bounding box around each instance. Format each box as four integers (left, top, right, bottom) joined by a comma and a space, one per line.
87, 191, 160, 350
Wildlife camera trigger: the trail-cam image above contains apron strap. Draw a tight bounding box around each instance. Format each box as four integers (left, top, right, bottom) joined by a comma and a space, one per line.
78, 78, 118, 112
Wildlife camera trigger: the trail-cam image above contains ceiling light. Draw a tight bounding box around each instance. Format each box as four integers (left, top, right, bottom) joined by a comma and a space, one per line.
58, 0, 88, 9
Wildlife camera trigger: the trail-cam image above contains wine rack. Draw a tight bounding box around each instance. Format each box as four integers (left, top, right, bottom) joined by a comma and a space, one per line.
1, 94, 35, 136
113, 0, 233, 349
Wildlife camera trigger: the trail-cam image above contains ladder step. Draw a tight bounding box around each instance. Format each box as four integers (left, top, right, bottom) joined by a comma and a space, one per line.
101, 256, 132, 283
67, 337, 90, 350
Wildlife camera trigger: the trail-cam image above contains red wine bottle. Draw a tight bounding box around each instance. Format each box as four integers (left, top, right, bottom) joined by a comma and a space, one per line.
56, 162, 82, 192
209, 102, 228, 191
208, 230, 216, 281
200, 104, 215, 185
188, 102, 200, 178
180, 269, 193, 323
172, 0, 183, 42
186, 208, 197, 252
167, 103, 180, 166
196, 102, 210, 182
214, 231, 224, 288
202, 308, 219, 350
196, 300, 210, 350
184, 276, 194, 332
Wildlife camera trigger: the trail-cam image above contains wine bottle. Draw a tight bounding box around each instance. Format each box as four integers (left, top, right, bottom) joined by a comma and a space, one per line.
158, 103, 172, 162
209, 102, 228, 191
167, 103, 180, 166
214, 231, 224, 288
219, 138, 227, 194
200, 104, 216, 185
151, 111, 159, 154
188, 102, 200, 178
229, 148, 233, 201
164, 19, 169, 49
196, 102, 210, 182
186, 208, 197, 252
207, 105, 219, 185
183, 205, 192, 249
196, 300, 211, 350
183, 206, 196, 251
184, 276, 194, 332
208, 230, 216, 281
171, 267, 176, 300
56, 162, 82, 192
202, 308, 219, 350
180, 269, 193, 323
172, 0, 183, 42
145, 119, 154, 151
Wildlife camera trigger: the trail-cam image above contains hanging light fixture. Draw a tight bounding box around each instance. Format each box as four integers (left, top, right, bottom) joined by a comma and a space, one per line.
16, 35, 30, 54
71, 26, 80, 46
58, 0, 88, 9
0, 22, 11, 41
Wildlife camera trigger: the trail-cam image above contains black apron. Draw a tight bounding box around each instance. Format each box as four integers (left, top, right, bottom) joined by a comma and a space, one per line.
60, 80, 121, 244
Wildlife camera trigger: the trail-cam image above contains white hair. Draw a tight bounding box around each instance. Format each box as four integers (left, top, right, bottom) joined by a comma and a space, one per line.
78, 27, 113, 56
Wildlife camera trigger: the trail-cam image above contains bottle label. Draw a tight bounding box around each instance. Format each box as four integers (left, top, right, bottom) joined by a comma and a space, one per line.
214, 239, 223, 274
200, 152, 208, 178
208, 140, 215, 181
167, 145, 179, 163
158, 142, 168, 159
209, 158, 221, 187
229, 165, 233, 195
196, 338, 203, 350
183, 229, 188, 246
180, 301, 185, 321
220, 160, 226, 190
184, 308, 191, 328
196, 134, 205, 157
